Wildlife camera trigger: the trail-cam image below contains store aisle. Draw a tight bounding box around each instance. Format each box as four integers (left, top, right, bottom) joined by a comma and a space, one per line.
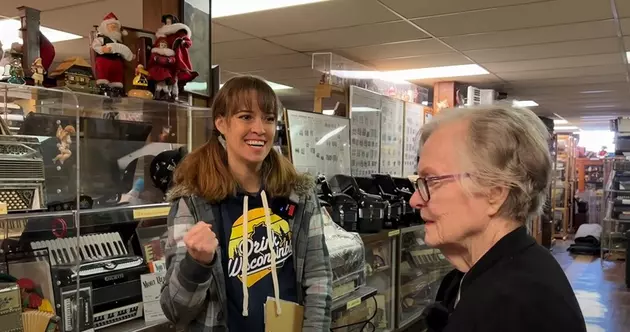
552, 243, 630, 332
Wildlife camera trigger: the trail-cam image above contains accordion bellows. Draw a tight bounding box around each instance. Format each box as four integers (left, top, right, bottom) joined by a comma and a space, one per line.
21, 310, 56, 332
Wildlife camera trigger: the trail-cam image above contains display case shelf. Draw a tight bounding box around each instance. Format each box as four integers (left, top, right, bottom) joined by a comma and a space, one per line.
397, 225, 451, 330
0, 82, 209, 332
360, 230, 397, 332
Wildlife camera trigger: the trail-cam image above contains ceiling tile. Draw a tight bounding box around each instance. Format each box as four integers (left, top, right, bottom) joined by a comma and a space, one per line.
507, 74, 629, 87
217, 54, 312, 72
213, 0, 399, 38
412, 0, 612, 37
368, 53, 473, 70
617, 0, 630, 18
621, 18, 630, 35
411, 75, 502, 88
512, 83, 630, 96
212, 23, 251, 43
499, 65, 627, 81
483, 54, 625, 73
213, 39, 295, 61
266, 21, 427, 52
379, 0, 547, 19
464, 38, 621, 63
336, 39, 452, 61
441, 20, 617, 51
625, 36, 630, 50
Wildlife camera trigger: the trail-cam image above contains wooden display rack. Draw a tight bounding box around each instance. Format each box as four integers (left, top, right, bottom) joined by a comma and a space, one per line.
576, 158, 604, 192
551, 134, 577, 239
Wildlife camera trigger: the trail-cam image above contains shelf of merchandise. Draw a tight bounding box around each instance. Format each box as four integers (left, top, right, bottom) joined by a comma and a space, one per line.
0, 82, 210, 332
602, 158, 630, 261
396, 225, 450, 331
577, 158, 604, 193
551, 134, 577, 239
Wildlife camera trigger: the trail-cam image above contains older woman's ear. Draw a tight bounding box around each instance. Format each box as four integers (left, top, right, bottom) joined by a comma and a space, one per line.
486, 186, 509, 217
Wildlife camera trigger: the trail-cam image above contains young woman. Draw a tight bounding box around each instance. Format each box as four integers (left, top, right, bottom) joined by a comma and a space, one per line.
160, 76, 333, 332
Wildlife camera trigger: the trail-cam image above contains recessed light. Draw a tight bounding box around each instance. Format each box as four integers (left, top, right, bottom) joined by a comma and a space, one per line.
553, 119, 568, 124
331, 64, 489, 82
0, 18, 82, 47
583, 105, 617, 109
580, 90, 613, 94
512, 100, 538, 107
212, 0, 328, 18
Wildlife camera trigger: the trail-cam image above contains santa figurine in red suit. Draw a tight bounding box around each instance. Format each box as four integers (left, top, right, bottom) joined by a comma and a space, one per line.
155, 14, 198, 100
148, 36, 177, 100
91, 12, 134, 97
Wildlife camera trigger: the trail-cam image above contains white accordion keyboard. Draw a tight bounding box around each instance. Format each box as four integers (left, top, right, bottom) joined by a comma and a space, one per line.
31, 232, 144, 276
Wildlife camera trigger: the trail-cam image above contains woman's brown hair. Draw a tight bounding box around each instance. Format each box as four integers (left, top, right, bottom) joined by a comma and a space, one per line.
173, 75, 299, 203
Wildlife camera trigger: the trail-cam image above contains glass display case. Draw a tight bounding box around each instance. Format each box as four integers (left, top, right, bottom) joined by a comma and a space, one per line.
0, 83, 211, 332
359, 231, 397, 332
397, 225, 451, 330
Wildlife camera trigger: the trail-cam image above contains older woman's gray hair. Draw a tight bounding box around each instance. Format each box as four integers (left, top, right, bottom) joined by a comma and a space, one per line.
419, 105, 552, 224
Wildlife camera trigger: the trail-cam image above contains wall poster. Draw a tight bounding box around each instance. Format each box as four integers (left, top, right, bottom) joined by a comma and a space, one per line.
380, 97, 405, 177
286, 110, 351, 179
403, 102, 424, 176
350, 86, 382, 177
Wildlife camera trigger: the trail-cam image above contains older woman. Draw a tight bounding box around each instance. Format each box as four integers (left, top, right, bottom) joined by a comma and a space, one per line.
410, 106, 586, 332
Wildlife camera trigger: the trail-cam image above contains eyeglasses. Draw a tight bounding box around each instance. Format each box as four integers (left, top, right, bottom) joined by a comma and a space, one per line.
408, 173, 470, 202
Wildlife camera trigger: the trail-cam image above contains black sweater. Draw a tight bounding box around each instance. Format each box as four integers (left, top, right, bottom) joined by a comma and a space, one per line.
423, 227, 587, 332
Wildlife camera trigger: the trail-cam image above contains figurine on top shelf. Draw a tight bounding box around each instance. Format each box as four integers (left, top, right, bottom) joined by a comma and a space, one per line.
128, 64, 153, 99
30, 58, 45, 86
148, 36, 177, 100
7, 45, 25, 85
91, 12, 134, 97
155, 14, 198, 100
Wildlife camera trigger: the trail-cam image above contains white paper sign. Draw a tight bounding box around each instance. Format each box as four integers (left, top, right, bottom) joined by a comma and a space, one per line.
286, 110, 351, 179
403, 102, 424, 176
141, 272, 167, 323
380, 97, 404, 177
350, 86, 382, 177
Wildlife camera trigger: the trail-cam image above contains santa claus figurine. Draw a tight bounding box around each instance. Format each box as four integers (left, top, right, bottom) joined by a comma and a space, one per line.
148, 36, 176, 100
155, 14, 198, 100
91, 12, 134, 97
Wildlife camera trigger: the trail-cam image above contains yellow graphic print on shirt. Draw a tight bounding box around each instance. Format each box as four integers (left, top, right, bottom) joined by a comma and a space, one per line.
227, 207, 293, 287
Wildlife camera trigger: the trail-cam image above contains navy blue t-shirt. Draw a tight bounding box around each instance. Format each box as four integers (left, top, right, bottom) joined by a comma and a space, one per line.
218, 192, 298, 332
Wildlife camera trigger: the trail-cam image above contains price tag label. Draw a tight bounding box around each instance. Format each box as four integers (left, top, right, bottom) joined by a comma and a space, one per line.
133, 206, 171, 219
388, 229, 400, 237
346, 298, 362, 310
0, 202, 6, 215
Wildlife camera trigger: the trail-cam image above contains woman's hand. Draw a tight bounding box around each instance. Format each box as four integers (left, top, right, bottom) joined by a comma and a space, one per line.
184, 222, 218, 265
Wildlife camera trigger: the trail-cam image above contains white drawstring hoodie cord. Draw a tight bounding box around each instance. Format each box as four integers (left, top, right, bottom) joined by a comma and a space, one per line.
261, 190, 282, 316
242, 195, 249, 317
241, 190, 282, 317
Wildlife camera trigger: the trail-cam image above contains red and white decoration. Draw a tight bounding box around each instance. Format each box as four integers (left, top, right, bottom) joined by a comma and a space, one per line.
91, 12, 134, 88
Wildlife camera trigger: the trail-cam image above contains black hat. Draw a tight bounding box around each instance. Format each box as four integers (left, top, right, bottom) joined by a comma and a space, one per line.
150, 146, 188, 194
161, 14, 179, 24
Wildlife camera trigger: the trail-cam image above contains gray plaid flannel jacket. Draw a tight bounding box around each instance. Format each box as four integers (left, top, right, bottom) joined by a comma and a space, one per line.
160, 174, 333, 331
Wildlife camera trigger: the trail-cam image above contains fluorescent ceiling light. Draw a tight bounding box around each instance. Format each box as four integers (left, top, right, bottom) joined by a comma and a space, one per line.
0, 18, 82, 48
513, 100, 538, 107
212, 0, 328, 18
322, 109, 335, 115
352, 107, 379, 112
580, 90, 612, 94
331, 64, 489, 83
627, 51, 630, 62
555, 126, 579, 131
217, 80, 293, 91
583, 104, 617, 109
